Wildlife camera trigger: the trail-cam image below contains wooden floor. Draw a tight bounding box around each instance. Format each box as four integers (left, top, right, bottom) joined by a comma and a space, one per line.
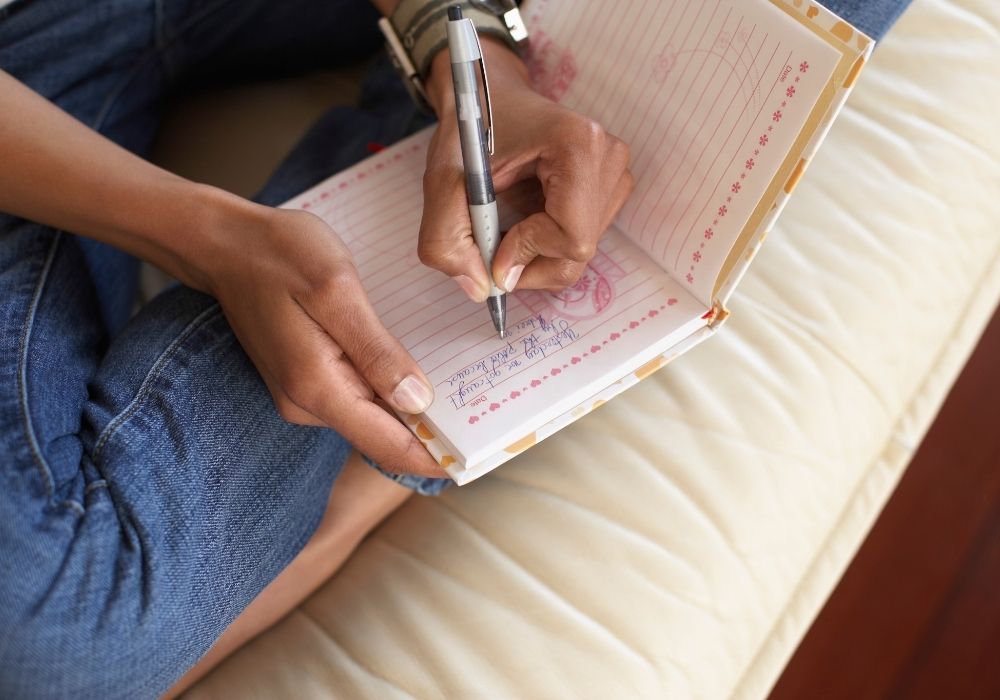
769, 305, 1000, 700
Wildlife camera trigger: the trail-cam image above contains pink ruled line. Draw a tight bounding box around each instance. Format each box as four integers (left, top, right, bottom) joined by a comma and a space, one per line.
566, 2, 626, 114
398, 295, 480, 348
626, 2, 730, 231
444, 284, 667, 408
600, 0, 696, 146
420, 295, 533, 370
574, 0, 654, 118
419, 250, 641, 374
441, 312, 586, 401
634, 14, 747, 245
436, 273, 654, 395
672, 47, 794, 268
374, 271, 452, 316
640, 26, 769, 249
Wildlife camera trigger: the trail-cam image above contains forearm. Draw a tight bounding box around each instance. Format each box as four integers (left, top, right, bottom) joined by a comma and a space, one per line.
0, 69, 255, 292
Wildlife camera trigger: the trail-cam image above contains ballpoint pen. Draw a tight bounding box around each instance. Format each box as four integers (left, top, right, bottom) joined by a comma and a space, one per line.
446, 5, 506, 339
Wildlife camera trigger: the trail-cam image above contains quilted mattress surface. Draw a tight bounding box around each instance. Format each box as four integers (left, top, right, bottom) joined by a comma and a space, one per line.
186, 1, 1000, 697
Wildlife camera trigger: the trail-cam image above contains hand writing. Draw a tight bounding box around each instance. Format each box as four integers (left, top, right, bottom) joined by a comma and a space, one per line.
418, 39, 633, 298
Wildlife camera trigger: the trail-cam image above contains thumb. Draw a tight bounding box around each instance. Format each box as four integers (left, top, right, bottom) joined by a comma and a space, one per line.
417, 163, 492, 302
493, 212, 568, 291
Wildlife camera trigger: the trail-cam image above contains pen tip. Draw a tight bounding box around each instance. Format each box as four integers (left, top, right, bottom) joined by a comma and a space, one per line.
487, 294, 507, 340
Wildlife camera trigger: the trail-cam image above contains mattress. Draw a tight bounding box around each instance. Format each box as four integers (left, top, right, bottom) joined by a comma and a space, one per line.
185, 1, 1000, 697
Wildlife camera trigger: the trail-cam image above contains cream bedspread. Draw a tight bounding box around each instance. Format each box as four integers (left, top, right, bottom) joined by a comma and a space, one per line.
186, 1, 1000, 697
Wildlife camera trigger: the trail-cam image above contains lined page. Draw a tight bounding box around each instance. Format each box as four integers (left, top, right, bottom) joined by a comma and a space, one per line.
524, 0, 841, 304
283, 131, 707, 466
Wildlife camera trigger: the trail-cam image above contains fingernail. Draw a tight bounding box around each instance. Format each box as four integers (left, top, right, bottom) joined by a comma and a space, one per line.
393, 375, 434, 414
453, 275, 486, 303
501, 265, 524, 292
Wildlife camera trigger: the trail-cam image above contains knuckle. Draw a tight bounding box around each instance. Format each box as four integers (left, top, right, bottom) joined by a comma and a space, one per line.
352, 337, 399, 387
326, 260, 359, 290
571, 116, 608, 150
565, 238, 597, 263
610, 136, 631, 166
512, 222, 542, 257
416, 237, 446, 268
307, 259, 358, 301
552, 260, 583, 288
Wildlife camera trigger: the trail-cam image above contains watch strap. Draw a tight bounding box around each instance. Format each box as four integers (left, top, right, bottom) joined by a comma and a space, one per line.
389, 0, 517, 79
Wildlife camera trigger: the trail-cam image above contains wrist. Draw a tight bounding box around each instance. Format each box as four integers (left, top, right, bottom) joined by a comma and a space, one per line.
132, 178, 264, 295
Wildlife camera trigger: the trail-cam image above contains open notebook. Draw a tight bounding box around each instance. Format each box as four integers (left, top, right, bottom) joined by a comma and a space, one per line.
282, 0, 873, 484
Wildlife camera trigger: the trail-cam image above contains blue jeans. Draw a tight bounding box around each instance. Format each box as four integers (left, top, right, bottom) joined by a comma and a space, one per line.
0, 0, 910, 697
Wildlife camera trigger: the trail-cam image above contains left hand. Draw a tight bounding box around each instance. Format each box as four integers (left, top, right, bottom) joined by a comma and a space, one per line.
417, 39, 633, 299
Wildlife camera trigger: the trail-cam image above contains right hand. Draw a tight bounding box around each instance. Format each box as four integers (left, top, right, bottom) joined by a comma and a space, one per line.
202, 199, 444, 478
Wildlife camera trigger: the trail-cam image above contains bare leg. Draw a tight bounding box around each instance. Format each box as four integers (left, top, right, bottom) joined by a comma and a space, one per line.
163, 451, 412, 698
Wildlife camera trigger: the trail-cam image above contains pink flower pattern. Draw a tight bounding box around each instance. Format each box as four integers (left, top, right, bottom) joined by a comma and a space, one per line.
461, 293, 681, 420
689, 51, 800, 288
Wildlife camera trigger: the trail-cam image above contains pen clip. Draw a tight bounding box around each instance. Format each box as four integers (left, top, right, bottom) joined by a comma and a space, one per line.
471, 27, 495, 155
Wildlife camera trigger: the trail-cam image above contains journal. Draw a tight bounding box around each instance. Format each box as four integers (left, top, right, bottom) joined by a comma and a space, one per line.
282, 0, 874, 484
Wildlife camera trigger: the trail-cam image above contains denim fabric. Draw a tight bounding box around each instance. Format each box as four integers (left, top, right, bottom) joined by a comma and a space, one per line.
815, 0, 911, 41
0, 1, 444, 698
0, 0, 910, 697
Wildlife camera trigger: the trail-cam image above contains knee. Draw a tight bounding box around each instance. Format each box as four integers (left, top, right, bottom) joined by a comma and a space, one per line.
0, 605, 192, 698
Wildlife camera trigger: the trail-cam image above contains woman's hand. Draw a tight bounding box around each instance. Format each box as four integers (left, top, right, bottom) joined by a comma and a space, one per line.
203, 199, 444, 478
0, 70, 442, 478
418, 39, 633, 299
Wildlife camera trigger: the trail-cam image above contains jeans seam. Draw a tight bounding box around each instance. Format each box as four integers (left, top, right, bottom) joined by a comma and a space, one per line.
59, 499, 86, 516
91, 303, 223, 463
84, 479, 108, 494
16, 232, 63, 502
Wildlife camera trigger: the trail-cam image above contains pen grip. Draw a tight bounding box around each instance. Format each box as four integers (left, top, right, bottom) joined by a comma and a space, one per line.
469, 202, 502, 296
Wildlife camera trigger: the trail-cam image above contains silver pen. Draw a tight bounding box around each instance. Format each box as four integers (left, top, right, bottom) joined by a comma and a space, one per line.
446, 5, 506, 338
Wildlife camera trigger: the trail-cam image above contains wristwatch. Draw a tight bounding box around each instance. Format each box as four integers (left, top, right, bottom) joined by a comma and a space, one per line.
378, 0, 529, 112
